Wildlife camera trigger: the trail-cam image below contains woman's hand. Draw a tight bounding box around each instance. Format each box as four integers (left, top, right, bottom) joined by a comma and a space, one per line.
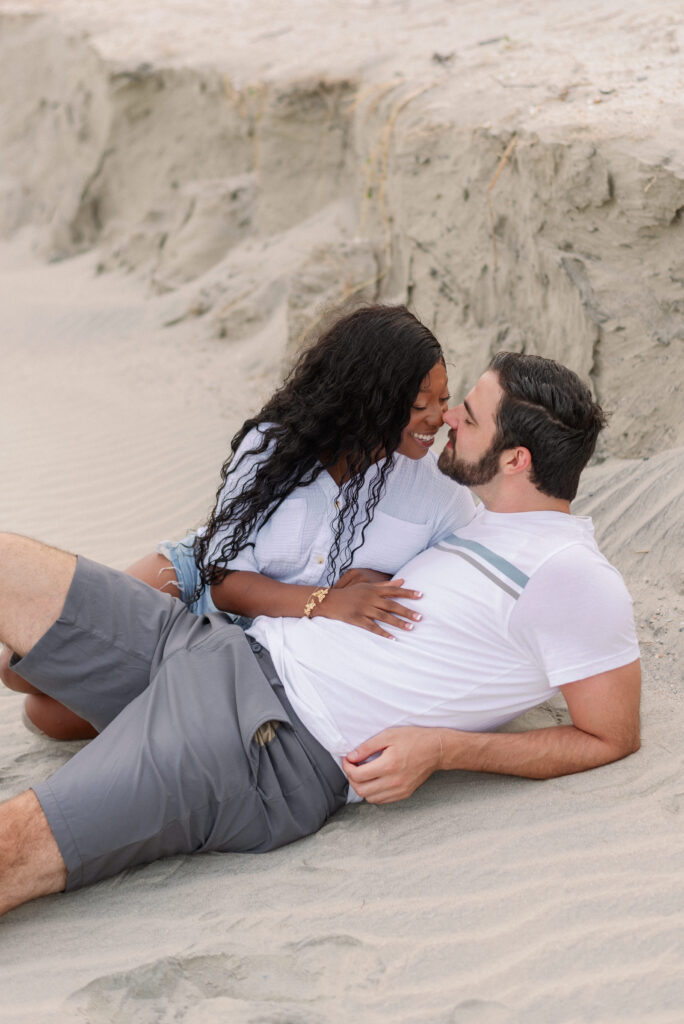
334, 567, 392, 589
314, 578, 422, 638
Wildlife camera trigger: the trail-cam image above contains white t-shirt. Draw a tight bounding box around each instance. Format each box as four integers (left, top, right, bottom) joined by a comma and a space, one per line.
249, 506, 640, 795
207, 425, 476, 584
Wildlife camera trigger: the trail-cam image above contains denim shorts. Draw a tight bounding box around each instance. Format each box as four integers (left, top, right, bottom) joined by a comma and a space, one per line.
158, 532, 251, 628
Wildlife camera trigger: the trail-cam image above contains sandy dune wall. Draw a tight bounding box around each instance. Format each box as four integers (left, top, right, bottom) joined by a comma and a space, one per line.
2, 13, 683, 461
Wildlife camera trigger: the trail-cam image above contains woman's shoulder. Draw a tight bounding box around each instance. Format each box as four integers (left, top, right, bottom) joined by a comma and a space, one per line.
239, 420, 275, 443
232, 422, 277, 459
393, 450, 459, 492
389, 452, 475, 516
380, 451, 473, 512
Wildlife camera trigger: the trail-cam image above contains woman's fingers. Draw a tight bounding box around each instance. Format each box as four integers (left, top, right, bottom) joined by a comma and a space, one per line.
366, 609, 415, 632
381, 586, 422, 600
361, 591, 425, 635
363, 621, 396, 639
380, 598, 422, 622
378, 580, 423, 601
358, 608, 418, 636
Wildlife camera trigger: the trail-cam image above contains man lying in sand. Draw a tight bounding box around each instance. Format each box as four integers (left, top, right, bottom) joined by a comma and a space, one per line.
0, 351, 640, 914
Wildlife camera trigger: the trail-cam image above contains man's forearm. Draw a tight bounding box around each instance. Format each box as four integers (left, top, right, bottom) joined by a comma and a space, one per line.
343, 723, 639, 804
343, 662, 641, 803
435, 722, 639, 780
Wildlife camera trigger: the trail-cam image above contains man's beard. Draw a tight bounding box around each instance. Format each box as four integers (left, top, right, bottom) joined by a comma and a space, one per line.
438, 439, 502, 487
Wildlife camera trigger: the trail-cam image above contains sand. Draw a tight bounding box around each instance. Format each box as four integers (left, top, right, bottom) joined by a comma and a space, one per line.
0, 2, 683, 1021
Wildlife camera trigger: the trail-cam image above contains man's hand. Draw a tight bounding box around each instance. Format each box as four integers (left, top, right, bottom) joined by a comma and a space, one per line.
341, 659, 641, 803
342, 726, 444, 803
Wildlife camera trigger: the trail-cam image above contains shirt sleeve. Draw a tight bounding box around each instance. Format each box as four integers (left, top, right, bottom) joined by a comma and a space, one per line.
508, 543, 640, 688
205, 426, 275, 572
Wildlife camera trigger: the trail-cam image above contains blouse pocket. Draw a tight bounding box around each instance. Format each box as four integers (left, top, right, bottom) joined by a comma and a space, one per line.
351, 509, 433, 575
253, 498, 309, 578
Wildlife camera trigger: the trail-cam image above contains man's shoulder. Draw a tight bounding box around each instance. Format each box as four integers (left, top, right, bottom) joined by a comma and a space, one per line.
513, 529, 633, 628
531, 538, 628, 592
508, 523, 638, 686
449, 509, 595, 558
436, 509, 629, 599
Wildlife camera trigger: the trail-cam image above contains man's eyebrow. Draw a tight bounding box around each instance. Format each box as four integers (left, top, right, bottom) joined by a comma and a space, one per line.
464, 399, 478, 424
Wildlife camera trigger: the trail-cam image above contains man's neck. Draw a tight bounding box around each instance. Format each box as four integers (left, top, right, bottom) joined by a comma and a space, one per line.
473, 482, 571, 515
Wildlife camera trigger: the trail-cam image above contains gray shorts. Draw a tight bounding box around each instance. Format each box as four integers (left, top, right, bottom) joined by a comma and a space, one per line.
15, 557, 347, 890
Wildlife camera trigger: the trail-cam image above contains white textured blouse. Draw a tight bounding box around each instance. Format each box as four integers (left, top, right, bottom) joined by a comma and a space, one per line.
207, 425, 476, 584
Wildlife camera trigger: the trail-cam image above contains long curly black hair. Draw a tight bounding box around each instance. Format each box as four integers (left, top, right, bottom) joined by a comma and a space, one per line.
193, 304, 443, 594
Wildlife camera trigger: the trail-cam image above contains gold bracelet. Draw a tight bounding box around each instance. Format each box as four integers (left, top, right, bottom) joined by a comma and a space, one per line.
303, 586, 330, 618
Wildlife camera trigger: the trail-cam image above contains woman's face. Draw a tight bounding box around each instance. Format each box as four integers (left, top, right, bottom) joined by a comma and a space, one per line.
397, 361, 450, 460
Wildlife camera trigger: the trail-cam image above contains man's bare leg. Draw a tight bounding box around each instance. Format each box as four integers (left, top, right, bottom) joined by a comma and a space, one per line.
0, 791, 67, 914
0, 534, 80, 910
0, 545, 178, 740
0, 533, 76, 656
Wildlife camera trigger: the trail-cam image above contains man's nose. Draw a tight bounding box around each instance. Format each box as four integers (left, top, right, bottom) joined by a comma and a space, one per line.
442, 407, 459, 429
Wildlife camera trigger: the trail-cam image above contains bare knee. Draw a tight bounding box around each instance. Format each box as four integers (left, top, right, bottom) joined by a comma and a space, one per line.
0, 790, 67, 915
126, 552, 181, 600
24, 693, 98, 740
0, 645, 42, 694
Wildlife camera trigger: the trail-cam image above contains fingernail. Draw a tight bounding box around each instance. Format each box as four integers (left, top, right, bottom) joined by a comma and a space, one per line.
412, 613, 422, 621
414, 591, 423, 598
404, 622, 414, 630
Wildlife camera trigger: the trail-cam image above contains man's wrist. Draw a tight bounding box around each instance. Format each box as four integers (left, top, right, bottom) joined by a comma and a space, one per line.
435, 728, 447, 772
433, 726, 471, 772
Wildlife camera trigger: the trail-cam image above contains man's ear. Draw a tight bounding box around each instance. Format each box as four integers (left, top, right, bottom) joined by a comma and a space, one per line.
500, 446, 532, 476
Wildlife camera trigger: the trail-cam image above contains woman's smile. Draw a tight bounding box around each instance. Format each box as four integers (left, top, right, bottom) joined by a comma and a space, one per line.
409, 430, 437, 449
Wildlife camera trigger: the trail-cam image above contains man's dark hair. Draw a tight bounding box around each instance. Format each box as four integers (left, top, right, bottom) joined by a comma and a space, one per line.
488, 351, 607, 501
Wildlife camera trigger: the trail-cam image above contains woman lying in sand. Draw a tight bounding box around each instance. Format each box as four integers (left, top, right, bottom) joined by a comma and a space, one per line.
2, 304, 475, 739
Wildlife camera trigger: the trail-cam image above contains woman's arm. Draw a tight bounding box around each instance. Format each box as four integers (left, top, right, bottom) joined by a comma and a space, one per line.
210, 571, 423, 638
